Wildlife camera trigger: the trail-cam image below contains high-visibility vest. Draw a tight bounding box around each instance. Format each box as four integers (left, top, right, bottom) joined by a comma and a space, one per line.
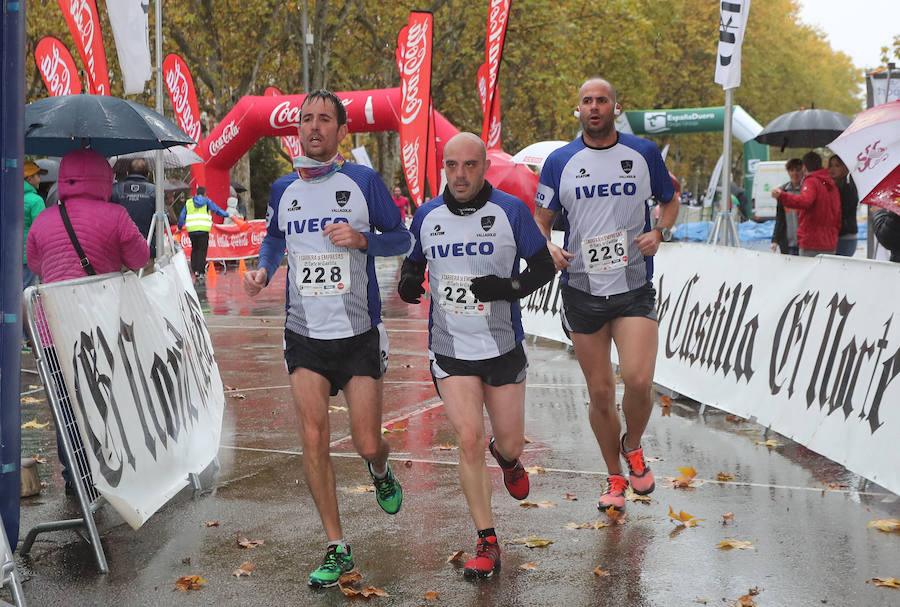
184, 197, 213, 232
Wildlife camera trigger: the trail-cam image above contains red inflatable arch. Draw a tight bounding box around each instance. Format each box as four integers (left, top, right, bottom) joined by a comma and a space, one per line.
194, 86, 537, 213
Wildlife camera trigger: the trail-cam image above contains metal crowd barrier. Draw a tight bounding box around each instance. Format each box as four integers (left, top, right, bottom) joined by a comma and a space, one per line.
20, 286, 108, 573
0, 512, 26, 607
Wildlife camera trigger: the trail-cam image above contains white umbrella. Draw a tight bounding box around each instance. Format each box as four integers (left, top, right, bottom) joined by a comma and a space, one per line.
110, 145, 204, 169
510, 140, 568, 170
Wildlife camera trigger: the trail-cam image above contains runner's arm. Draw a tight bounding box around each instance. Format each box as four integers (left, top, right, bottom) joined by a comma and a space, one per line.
470, 247, 554, 302
257, 234, 286, 285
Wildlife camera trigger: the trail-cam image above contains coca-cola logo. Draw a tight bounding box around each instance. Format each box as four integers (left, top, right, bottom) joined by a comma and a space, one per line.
402, 138, 422, 198
400, 20, 430, 125
270, 100, 302, 130
487, 116, 502, 148
251, 230, 265, 246
477, 73, 487, 110
68, 0, 106, 95
165, 60, 202, 142
39, 44, 75, 96
485, 0, 508, 89
209, 121, 239, 157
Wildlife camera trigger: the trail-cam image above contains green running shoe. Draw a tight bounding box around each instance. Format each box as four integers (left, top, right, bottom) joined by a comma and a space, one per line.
367, 461, 403, 515
308, 544, 354, 588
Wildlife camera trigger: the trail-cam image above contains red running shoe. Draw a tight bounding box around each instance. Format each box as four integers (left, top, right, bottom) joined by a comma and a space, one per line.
597, 473, 628, 512
463, 535, 501, 580
621, 434, 655, 495
489, 437, 530, 500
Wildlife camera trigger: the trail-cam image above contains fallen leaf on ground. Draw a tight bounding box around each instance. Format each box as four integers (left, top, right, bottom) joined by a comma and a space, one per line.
203, 521, 220, 527
174, 575, 207, 592
229, 393, 246, 400
536, 500, 557, 508
30, 455, 47, 464
424, 590, 440, 600
871, 577, 900, 589
717, 537, 755, 550
717, 472, 735, 481
725, 414, 745, 423
432, 443, 457, 451
525, 466, 546, 475
342, 485, 375, 494
566, 521, 609, 530
665, 466, 701, 488
661, 406, 672, 417
755, 439, 781, 448
592, 566, 610, 576
21, 418, 49, 429
722, 512, 735, 523
383, 421, 407, 434
564, 493, 578, 501
260, 318, 270, 323
506, 535, 553, 548
339, 570, 363, 584
328, 405, 348, 413
646, 456, 663, 462
446, 551, 466, 563
523, 435, 533, 444
223, 384, 235, 391
337, 570, 388, 598
728, 596, 756, 607
660, 394, 672, 407
668, 506, 704, 527
867, 519, 900, 533
20, 396, 42, 404
232, 562, 255, 577
236, 535, 265, 549
520, 501, 539, 509
519, 562, 538, 570
625, 487, 651, 503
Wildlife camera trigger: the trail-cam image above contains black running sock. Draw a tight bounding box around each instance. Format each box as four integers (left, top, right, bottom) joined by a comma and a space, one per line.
493, 446, 517, 468
477, 527, 496, 540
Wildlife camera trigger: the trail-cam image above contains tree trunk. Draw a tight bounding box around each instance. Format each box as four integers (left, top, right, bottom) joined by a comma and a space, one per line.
232, 153, 252, 219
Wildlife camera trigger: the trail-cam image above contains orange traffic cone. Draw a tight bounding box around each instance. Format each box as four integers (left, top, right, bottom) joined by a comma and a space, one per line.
238, 258, 247, 275
206, 260, 218, 286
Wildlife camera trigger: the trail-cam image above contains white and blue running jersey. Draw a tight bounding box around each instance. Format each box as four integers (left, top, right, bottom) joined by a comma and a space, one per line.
535, 133, 674, 296
408, 189, 547, 360
258, 164, 412, 339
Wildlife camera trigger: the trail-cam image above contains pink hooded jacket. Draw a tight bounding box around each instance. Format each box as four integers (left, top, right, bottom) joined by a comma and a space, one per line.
27, 149, 150, 283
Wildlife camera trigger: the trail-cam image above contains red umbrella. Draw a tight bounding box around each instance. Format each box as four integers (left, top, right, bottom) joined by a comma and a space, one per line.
485, 148, 539, 214
828, 100, 900, 216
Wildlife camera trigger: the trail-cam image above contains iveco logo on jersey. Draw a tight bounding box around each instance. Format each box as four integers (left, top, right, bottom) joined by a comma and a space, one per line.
573, 182, 638, 200
285, 216, 349, 234
429, 242, 495, 258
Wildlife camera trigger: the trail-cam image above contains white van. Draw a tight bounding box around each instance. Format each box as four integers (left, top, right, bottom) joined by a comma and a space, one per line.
750, 161, 789, 221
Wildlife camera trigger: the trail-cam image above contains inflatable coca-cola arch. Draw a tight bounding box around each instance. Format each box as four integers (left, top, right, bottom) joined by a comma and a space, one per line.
193, 87, 538, 213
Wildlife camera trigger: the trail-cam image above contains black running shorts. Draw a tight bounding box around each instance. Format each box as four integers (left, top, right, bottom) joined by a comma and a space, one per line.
431, 342, 528, 387
284, 325, 388, 396
561, 282, 657, 335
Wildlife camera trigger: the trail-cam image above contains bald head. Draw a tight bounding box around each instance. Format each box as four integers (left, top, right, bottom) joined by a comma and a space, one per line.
579, 77, 616, 104
443, 132, 490, 203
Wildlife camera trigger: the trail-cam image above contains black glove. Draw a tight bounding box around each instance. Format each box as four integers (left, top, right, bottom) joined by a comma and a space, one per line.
469, 275, 517, 302
398, 258, 426, 304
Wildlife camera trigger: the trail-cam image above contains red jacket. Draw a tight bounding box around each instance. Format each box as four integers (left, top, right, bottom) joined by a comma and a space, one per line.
777, 168, 841, 251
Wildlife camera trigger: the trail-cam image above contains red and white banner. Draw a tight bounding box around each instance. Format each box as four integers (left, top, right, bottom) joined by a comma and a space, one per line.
34, 37, 82, 96
396, 11, 434, 208
163, 54, 203, 150
176, 220, 267, 261
264, 86, 303, 160
479, 0, 511, 149
57, 0, 110, 95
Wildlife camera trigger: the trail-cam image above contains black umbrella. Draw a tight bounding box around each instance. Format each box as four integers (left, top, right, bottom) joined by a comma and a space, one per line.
231, 181, 248, 193
25, 94, 195, 157
164, 178, 191, 192
754, 109, 852, 150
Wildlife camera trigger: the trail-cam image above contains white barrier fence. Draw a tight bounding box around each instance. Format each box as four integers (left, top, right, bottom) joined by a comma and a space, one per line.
522, 241, 900, 496
37, 253, 225, 529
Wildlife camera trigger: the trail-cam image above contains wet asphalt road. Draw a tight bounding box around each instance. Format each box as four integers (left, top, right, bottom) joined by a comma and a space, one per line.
9, 258, 900, 606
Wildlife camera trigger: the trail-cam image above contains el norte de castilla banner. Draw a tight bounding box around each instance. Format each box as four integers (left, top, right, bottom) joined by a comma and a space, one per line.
522, 241, 900, 495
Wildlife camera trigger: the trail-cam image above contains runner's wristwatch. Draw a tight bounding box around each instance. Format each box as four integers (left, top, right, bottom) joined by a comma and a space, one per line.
654, 226, 673, 242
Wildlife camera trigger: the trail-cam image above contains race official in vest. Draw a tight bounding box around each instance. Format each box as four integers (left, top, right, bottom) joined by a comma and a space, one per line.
177, 186, 233, 280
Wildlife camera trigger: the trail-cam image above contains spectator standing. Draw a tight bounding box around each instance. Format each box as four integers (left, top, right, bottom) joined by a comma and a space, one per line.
771, 158, 803, 255
872, 209, 900, 262
23, 161, 47, 291
111, 158, 156, 260
771, 151, 841, 256
177, 186, 232, 280
828, 155, 859, 257
392, 186, 410, 223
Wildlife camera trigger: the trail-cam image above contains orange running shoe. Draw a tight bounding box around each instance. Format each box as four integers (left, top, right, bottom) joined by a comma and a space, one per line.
621, 434, 655, 495
597, 473, 628, 512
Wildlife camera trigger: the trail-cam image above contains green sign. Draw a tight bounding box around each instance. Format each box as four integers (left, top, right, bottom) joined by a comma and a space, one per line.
625, 107, 726, 135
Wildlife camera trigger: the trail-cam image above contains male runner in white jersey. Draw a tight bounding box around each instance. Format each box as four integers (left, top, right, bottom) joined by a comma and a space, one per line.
399, 132, 554, 580
534, 78, 677, 514
243, 90, 412, 588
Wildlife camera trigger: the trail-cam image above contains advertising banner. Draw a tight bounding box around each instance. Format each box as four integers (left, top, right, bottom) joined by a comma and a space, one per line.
34, 37, 82, 96
479, 0, 510, 149
626, 107, 726, 135
714, 0, 751, 89
521, 243, 900, 495
107, 0, 152, 95
38, 253, 225, 528
264, 86, 303, 160
177, 220, 267, 261
396, 11, 434, 208
163, 54, 203, 150
57, 0, 110, 95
